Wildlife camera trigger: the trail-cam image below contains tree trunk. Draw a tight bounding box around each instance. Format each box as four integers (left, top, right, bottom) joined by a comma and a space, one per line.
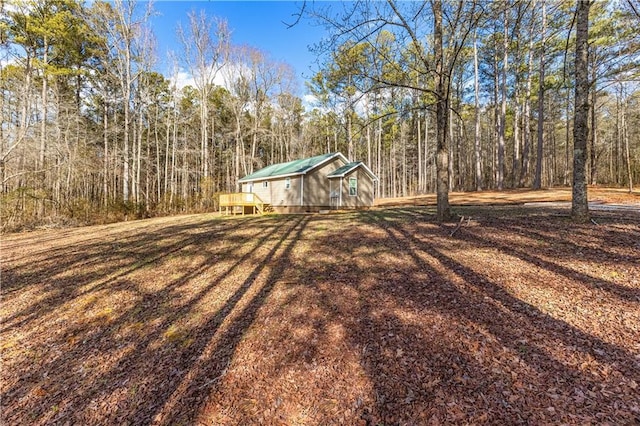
39, 36, 48, 172
377, 117, 382, 196
38, 36, 49, 218
202, 90, 209, 180
519, 17, 535, 187
251, 113, 258, 174
121, 14, 133, 204
622, 93, 633, 193
571, 0, 590, 222
434, 0, 451, 222
112, 104, 119, 201
235, 115, 242, 188
513, 88, 520, 186
498, 7, 508, 190
347, 110, 353, 160
533, 1, 546, 190
615, 87, 621, 184
493, 46, 500, 187
401, 121, 407, 196
103, 98, 109, 208
136, 101, 143, 205
164, 109, 170, 197
551, 121, 557, 185
565, 86, 572, 185
155, 104, 161, 204
424, 113, 430, 192
170, 108, 177, 207
145, 117, 150, 212
417, 87, 423, 192
589, 84, 597, 184
448, 111, 454, 191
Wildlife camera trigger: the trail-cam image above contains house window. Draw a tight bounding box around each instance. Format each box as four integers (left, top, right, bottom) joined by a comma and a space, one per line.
263, 181, 268, 188
349, 177, 357, 196
285, 177, 291, 189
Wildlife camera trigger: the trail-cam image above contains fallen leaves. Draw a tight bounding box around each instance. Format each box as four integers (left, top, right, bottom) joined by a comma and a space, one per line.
1, 208, 639, 424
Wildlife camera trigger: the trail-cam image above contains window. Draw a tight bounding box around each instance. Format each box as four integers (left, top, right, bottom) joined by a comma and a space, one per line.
349, 177, 357, 196
285, 177, 291, 189
263, 181, 268, 188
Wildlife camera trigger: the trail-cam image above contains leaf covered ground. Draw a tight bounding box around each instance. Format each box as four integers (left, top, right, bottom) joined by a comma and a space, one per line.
375, 186, 639, 207
2, 205, 639, 425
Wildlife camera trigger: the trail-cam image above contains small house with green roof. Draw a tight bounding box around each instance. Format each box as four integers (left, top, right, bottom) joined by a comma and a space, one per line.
235, 152, 377, 213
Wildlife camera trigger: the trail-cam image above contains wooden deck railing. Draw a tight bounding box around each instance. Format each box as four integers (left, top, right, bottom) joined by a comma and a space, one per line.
219, 192, 265, 215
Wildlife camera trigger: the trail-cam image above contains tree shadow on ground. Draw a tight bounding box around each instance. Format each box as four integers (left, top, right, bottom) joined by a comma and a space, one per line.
1, 216, 274, 328
1, 215, 309, 424
397, 207, 640, 302
2, 208, 639, 424
280, 208, 640, 424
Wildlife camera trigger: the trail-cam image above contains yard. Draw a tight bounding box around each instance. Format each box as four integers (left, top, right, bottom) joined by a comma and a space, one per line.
2, 195, 639, 424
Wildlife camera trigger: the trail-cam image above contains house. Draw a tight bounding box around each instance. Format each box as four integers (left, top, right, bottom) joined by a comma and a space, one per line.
237, 152, 378, 213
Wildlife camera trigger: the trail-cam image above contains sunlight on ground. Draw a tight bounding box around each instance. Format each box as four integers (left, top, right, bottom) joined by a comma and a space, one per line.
2, 206, 639, 424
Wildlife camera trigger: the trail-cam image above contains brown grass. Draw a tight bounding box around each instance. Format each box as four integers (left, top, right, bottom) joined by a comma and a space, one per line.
2, 202, 639, 424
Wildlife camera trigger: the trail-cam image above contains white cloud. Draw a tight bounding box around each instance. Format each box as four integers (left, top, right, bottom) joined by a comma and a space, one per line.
169, 62, 248, 92
170, 69, 195, 90
302, 94, 319, 110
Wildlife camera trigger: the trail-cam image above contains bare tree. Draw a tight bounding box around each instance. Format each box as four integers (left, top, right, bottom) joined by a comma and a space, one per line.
177, 11, 229, 183
91, 0, 152, 203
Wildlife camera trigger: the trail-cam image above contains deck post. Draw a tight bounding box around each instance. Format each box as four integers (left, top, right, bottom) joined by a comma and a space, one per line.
219, 192, 265, 216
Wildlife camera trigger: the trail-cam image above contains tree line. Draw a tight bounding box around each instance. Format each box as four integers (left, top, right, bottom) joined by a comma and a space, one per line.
305, 0, 639, 220
1, 0, 638, 230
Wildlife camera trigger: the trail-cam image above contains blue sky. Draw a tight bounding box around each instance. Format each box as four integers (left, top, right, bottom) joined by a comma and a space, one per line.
151, 1, 327, 92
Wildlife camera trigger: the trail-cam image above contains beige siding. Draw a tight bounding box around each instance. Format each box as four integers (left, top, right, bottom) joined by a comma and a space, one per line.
270, 176, 301, 207
242, 177, 299, 206
242, 182, 271, 204
336, 168, 375, 208
303, 157, 343, 206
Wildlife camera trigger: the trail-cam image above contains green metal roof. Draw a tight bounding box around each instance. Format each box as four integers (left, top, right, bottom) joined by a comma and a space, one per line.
326, 162, 362, 178
238, 152, 344, 182
327, 161, 379, 180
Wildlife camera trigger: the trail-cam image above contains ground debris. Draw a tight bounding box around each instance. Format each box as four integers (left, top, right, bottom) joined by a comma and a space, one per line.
2, 206, 639, 424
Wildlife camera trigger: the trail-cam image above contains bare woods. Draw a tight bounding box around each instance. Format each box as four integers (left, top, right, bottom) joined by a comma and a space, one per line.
1, 0, 638, 231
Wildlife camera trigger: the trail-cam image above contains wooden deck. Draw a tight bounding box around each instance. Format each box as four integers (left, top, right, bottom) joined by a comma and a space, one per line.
219, 193, 269, 215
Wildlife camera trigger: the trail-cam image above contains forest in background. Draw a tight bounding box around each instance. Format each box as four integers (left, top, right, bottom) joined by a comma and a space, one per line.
1, 0, 639, 231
